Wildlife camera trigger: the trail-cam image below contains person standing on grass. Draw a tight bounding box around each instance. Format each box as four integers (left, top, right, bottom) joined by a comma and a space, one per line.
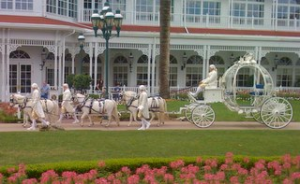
137, 85, 150, 130
27, 83, 49, 130
57, 83, 79, 124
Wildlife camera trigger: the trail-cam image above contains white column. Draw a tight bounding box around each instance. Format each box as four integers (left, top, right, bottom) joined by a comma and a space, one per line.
58, 43, 63, 94
0, 29, 5, 102
54, 45, 58, 91
94, 42, 98, 89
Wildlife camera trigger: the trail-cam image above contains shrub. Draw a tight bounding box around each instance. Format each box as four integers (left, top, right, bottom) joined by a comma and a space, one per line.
0, 102, 20, 123
1, 154, 300, 183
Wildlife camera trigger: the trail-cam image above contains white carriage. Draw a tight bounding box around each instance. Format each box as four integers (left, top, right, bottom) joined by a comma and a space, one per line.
184, 54, 293, 129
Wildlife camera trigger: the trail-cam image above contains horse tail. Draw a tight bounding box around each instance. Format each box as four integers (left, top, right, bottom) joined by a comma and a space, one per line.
110, 100, 119, 123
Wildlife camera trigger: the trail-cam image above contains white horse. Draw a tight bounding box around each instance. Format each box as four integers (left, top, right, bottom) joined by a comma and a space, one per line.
10, 94, 59, 127
74, 93, 120, 127
120, 91, 167, 126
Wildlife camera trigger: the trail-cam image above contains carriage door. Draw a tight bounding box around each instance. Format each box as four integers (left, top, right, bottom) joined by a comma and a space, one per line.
9, 64, 32, 93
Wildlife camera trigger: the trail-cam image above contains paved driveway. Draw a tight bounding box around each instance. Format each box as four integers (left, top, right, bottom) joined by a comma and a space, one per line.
0, 119, 299, 132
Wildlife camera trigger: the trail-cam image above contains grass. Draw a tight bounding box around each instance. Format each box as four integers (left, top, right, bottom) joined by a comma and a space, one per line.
0, 130, 300, 166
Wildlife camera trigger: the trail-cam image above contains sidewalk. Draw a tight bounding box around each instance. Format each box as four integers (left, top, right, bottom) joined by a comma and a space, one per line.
0, 119, 299, 132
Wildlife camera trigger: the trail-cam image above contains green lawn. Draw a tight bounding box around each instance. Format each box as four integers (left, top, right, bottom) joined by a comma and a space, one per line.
0, 130, 299, 166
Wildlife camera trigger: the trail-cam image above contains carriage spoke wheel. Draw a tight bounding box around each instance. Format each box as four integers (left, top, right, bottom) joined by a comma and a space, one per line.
185, 107, 193, 123
261, 97, 293, 129
251, 110, 263, 124
192, 105, 215, 128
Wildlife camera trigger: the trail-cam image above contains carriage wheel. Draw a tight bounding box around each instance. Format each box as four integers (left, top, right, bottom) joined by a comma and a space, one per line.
192, 105, 215, 128
261, 97, 293, 129
184, 107, 193, 123
251, 110, 263, 124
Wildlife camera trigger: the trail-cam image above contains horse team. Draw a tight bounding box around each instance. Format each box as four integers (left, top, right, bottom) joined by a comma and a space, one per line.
10, 90, 167, 129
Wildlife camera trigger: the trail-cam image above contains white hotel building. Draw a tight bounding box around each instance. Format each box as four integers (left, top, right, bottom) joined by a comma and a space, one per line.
1, 0, 300, 101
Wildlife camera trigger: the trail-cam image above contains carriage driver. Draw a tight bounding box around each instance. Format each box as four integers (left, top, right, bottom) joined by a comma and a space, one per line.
190, 64, 218, 98
57, 83, 79, 124
137, 85, 151, 130
27, 83, 50, 130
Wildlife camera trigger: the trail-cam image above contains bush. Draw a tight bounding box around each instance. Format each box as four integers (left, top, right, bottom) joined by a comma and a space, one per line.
2, 154, 299, 183
0, 102, 20, 123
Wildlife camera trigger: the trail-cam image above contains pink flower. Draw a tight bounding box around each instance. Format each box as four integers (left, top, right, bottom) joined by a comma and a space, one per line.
98, 160, 106, 168
169, 159, 185, 169
22, 178, 38, 184
229, 176, 239, 184
196, 157, 202, 164
203, 165, 211, 172
95, 177, 109, 184
163, 173, 174, 183
291, 172, 300, 180
127, 174, 140, 184
243, 157, 250, 164
121, 166, 131, 175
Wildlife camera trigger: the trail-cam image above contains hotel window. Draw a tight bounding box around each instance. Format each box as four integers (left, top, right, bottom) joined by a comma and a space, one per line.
203, 1, 221, 15
69, 0, 77, 18
232, 0, 264, 25
136, 0, 174, 21
0, 0, 13, 9
186, 55, 203, 87
277, 0, 300, 26
137, 55, 149, 85
58, 0, 67, 16
15, 0, 33, 10
109, 0, 126, 14
276, 57, 293, 87
185, 1, 221, 23
113, 56, 128, 86
169, 55, 178, 87
47, 0, 56, 13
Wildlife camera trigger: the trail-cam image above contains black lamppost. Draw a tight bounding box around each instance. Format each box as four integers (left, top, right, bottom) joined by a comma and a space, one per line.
91, 1, 123, 98
78, 33, 85, 74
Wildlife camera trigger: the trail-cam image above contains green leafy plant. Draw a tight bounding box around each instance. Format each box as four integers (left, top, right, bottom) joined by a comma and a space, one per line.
73, 74, 92, 91
66, 74, 76, 88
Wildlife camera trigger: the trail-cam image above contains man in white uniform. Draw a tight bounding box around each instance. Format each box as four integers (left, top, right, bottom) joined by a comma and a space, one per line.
57, 83, 79, 124
137, 85, 150, 130
27, 83, 49, 130
190, 64, 218, 97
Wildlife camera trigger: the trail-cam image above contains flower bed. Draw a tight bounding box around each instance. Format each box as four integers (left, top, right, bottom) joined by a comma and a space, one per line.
1, 153, 300, 183
0, 102, 19, 123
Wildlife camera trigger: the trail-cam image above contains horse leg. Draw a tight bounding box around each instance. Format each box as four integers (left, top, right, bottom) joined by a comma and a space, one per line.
80, 113, 88, 127
72, 112, 79, 124
88, 115, 94, 127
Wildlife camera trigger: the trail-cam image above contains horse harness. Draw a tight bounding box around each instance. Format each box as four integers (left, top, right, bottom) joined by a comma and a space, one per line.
77, 97, 106, 114
126, 96, 163, 113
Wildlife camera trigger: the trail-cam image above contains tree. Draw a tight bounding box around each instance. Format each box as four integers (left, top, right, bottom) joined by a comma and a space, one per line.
66, 74, 92, 93
159, 0, 171, 99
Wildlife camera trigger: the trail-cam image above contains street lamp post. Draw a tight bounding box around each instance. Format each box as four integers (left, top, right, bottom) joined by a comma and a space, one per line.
78, 33, 85, 74
91, 1, 123, 99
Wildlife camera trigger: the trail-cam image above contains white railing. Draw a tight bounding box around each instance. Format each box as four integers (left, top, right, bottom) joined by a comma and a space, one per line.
80, 9, 300, 32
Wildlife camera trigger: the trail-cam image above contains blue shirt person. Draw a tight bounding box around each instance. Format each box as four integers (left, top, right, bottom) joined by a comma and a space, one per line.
41, 81, 50, 99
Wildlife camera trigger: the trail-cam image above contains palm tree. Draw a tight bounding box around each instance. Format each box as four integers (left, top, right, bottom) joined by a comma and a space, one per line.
159, 0, 171, 99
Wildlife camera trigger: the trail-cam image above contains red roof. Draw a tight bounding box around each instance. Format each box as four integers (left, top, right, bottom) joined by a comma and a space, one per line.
1, 15, 300, 37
